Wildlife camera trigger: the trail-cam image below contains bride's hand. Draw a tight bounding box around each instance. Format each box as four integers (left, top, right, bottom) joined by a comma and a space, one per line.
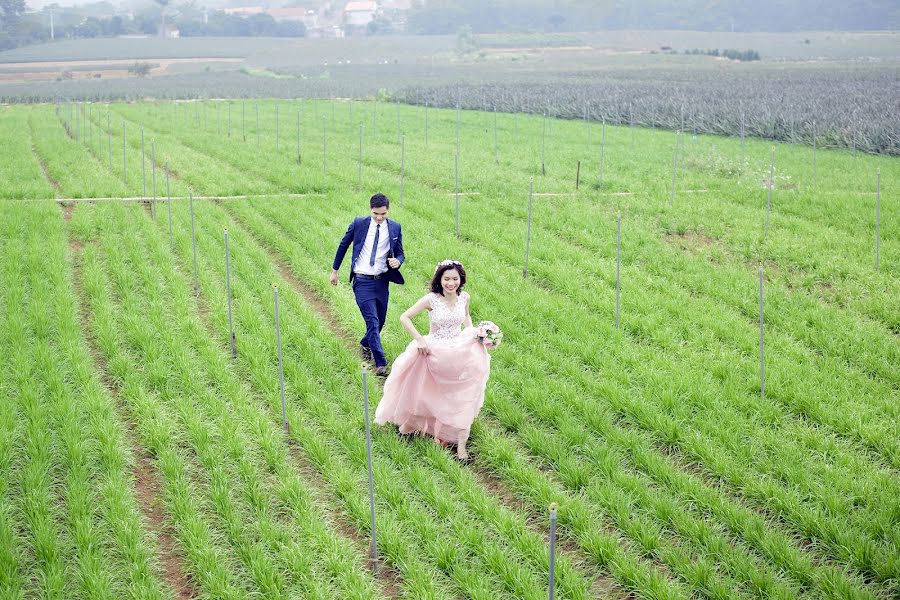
415, 339, 430, 355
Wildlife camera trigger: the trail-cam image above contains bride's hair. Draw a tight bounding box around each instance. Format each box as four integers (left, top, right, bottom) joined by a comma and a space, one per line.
429, 260, 466, 295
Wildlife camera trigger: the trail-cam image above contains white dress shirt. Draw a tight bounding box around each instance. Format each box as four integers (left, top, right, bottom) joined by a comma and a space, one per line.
354, 218, 390, 276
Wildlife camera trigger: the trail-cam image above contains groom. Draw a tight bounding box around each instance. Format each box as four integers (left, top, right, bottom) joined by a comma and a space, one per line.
330, 193, 405, 376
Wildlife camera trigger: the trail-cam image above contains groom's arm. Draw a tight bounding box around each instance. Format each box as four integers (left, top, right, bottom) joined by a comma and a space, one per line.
393, 224, 405, 266
331, 220, 355, 285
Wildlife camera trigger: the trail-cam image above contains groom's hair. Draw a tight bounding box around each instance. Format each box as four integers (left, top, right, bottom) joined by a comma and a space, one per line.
370, 193, 389, 209
430, 262, 466, 295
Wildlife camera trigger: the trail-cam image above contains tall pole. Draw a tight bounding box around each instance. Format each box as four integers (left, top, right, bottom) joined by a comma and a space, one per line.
225, 229, 237, 358
362, 368, 378, 562
400, 134, 405, 207
669, 131, 679, 207
190, 191, 199, 293
141, 128, 146, 200
876, 169, 881, 272
598, 117, 606, 192
759, 267, 765, 401
358, 123, 363, 191
548, 504, 558, 600
541, 112, 546, 176
493, 106, 498, 164
765, 148, 774, 237
616, 212, 621, 329
524, 178, 533, 278
151, 141, 157, 220
122, 121, 127, 184
455, 152, 460, 239
274, 286, 288, 434
166, 161, 173, 251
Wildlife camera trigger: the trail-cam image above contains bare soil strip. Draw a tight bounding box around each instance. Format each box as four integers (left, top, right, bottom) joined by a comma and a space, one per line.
62, 204, 196, 600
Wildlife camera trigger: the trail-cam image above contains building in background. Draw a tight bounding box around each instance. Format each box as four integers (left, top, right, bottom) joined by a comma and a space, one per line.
342, 0, 376, 35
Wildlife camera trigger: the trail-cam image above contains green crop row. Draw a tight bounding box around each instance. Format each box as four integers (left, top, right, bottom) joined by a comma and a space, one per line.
0, 201, 168, 599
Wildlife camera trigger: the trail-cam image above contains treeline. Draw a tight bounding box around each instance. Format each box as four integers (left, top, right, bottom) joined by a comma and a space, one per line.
407, 0, 900, 33
0, 3, 305, 52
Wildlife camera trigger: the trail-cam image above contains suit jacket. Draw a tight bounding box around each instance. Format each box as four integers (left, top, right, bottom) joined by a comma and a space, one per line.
332, 217, 405, 284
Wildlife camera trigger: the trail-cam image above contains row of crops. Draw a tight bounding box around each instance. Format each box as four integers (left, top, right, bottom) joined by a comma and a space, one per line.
1, 99, 897, 599
2, 60, 898, 154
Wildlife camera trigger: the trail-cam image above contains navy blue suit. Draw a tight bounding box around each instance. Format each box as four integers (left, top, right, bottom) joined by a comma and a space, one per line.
332, 217, 405, 367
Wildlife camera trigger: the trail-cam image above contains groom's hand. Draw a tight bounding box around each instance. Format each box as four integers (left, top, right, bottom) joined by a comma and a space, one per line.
387, 258, 400, 269
329, 270, 339, 286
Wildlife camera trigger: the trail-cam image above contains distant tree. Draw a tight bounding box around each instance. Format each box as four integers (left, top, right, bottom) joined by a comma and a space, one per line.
0, 0, 26, 29
455, 24, 477, 53
127, 61, 153, 77
152, 0, 170, 37
75, 16, 103, 37
547, 13, 565, 29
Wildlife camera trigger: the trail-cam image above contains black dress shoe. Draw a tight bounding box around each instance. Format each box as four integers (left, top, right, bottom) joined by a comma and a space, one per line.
360, 345, 373, 361
374, 366, 388, 377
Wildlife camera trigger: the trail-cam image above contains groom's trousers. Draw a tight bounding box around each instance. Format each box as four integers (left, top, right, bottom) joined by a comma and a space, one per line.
352, 275, 389, 367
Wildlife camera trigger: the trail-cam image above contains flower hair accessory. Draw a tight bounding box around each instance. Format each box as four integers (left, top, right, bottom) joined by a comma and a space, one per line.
435, 259, 462, 272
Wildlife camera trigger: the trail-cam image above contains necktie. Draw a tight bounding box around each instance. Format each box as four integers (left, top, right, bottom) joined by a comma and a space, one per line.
369, 223, 381, 267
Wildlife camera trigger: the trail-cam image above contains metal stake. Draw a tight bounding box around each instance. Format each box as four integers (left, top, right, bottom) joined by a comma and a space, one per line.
400, 134, 405, 207
225, 229, 236, 358
759, 267, 765, 401
765, 148, 774, 237
740, 111, 746, 163
274, 286, 289, 434
362, 368, 378, 561
493, 106, 498, 164
598, 117, 606, 192
166, 161, 172, 251
141, 128, 146, 200
151, 141, 156, 220
190, 191, 199, 293
616, 212, 621, 329
876, 169, 881, 272
669, 131, 679, 207
541, 112, 546, 176
455, 152, 459, 239
812, 120, 817, 188
548, 503, 558, 600
122, 121, 126, 183
524, 177, 533, 278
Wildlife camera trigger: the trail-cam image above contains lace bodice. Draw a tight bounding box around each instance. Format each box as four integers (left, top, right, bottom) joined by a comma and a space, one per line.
428, 292, 468, 339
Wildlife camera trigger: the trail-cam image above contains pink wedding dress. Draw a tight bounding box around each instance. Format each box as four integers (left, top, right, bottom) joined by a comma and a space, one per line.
374, 291, 491, 443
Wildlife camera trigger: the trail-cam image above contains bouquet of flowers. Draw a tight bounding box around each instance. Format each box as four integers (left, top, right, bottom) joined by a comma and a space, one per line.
475, 321, 503, 349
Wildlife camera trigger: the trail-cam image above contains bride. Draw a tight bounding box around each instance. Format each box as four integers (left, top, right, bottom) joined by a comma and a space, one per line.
374, 259, 492, 460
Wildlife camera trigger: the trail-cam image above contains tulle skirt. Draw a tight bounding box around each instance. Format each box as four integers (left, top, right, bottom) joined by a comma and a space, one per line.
374, 327, 491, 443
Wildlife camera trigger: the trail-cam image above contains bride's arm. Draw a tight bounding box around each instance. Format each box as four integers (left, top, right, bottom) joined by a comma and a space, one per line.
463, 293, 473, 328
400, 295, 433, 353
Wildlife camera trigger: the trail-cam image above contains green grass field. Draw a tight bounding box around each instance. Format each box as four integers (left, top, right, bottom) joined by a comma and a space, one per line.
0, 99, 897, 599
